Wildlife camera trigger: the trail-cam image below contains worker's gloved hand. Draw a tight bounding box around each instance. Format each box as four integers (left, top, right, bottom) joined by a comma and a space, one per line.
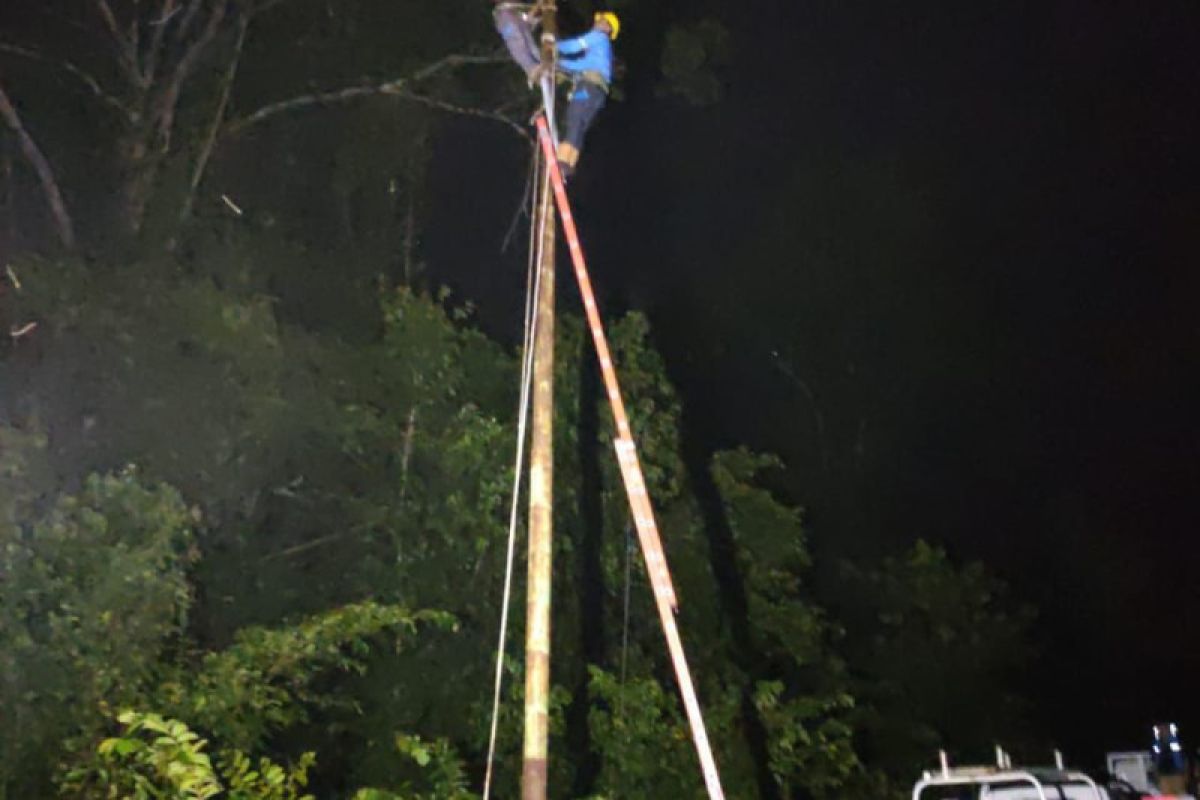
526, 63, 550, 89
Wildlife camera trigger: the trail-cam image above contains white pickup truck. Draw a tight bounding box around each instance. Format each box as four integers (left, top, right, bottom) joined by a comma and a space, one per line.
913, 764, 1196, 799
912, 764, 1106, 799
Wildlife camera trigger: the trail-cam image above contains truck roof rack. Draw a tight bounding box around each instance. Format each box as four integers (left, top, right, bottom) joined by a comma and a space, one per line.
913, 748, 1103, 800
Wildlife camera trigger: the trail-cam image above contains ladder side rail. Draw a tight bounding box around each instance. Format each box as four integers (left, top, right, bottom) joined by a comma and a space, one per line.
534, 115, 725, 800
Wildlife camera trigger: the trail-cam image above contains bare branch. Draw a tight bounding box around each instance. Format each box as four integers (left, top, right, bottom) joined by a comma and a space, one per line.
128, 4, 141, 70
91, 0, 143, 85
10, 321, 38, 341
260, 532, 347, 563
154, 0, 227, 152
174, 0, 227, 82
178, 12, 248, 226
150, 3, 184, 26
225, 84, 383, 133
398, 407, 417, 501
408, 53, 512, 87
224, 53, 511, 135
393, 89, 531, 142
93, 0, 142, 82
0, 83, 76, 249
0, 42, 132, 119
771, 351, 829, 472
93, 0, 125, 45
174, 0, 206, 44
143, 0, 180, 84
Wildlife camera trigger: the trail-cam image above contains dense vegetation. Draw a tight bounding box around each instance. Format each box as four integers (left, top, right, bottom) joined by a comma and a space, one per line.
0, 1, 1035, 797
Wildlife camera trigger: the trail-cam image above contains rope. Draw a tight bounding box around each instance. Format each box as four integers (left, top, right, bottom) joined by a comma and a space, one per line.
618, 523, 633, 721
538, 72, 559, 151
501, 146, 539, 253
482, 132, 553, 800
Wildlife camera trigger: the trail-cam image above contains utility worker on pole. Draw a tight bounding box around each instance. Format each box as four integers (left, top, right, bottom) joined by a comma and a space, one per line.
492, 2, 546, 85
555, 11, 619, 179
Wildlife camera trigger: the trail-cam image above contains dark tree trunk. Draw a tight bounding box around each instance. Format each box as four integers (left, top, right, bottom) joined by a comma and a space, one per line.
568, 338, 606, 798
118, 132, 158, 237
682, 423, 789, 800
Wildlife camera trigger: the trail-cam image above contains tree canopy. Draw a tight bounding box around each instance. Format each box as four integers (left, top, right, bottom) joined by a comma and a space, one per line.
0, 1, 1040, 798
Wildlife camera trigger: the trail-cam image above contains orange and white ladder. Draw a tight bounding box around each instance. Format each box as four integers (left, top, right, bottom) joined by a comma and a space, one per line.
535, 114, 726, 800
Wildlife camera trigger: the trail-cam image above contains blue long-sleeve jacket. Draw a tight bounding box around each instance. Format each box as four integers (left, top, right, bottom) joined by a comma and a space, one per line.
557, 30, 613, 84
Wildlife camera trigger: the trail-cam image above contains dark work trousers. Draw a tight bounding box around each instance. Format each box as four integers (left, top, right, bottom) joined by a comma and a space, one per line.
493, 6, 539, 74
560, 81, 608, 166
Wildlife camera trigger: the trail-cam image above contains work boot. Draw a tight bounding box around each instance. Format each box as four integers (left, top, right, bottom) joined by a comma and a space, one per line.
556, 141, 580, 182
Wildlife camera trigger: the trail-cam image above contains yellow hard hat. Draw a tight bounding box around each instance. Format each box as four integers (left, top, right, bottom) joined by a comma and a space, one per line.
595, 11, 620, 40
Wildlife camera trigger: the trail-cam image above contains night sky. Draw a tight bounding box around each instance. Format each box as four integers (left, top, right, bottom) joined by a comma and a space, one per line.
428, 0, 1200, 764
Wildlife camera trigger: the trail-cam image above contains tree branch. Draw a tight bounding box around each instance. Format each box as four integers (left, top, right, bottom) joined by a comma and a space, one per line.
155, 0, 227, 153
93, 0, 126, 46
393, 89, 531, 142
0, 42, 132, 119
143, 0, 180, 85
177, 12, 248, 226
173, 0, 207, 44
93, 0, 142, 84
0, 83, 76, 249
771, 351, 829, 472
260, 532, 348, 563
398, 407, 418, 502
128, 2, 142, 72
173, 0, 228, 83
223, 53, 512, 135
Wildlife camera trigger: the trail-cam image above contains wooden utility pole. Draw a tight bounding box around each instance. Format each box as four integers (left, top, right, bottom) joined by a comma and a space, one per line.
522, 4, 557, 799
